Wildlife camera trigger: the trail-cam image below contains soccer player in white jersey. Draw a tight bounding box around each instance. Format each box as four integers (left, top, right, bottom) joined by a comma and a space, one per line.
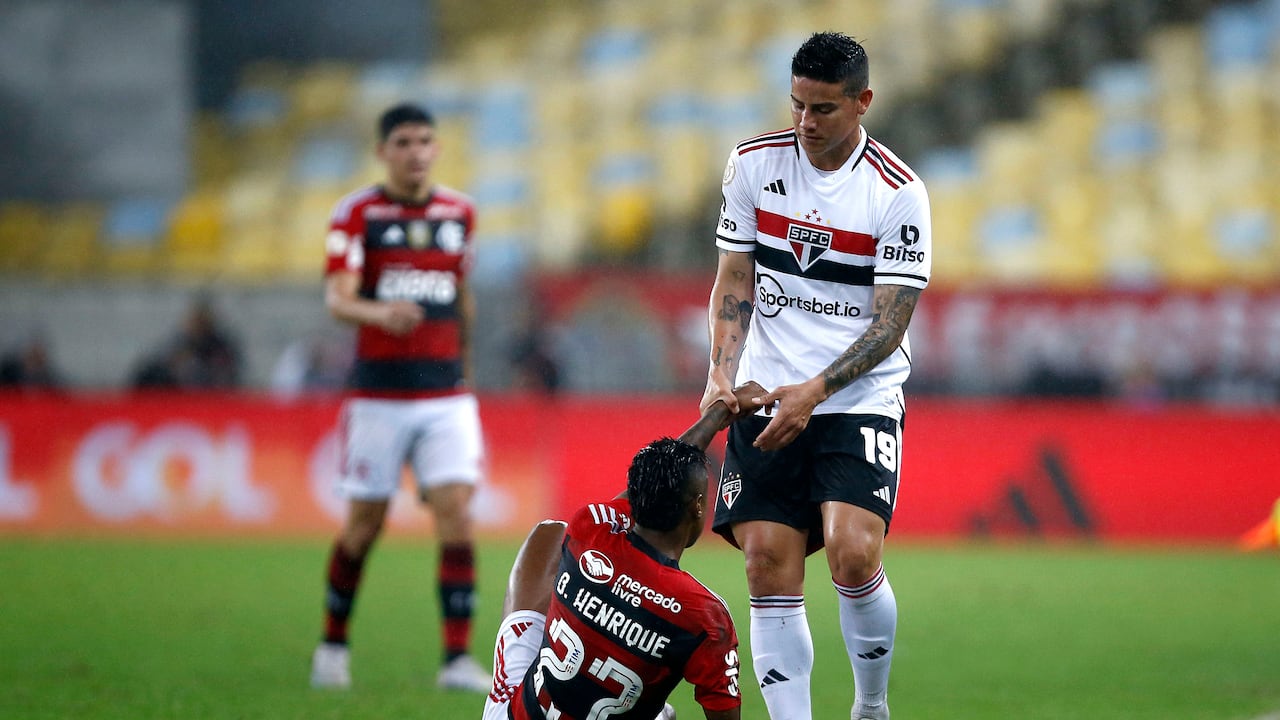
700, 32, 931, 720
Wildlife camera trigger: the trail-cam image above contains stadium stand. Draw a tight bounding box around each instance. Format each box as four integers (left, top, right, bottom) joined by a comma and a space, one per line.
8, 0, 1266, 289
3, 0, 1277, 395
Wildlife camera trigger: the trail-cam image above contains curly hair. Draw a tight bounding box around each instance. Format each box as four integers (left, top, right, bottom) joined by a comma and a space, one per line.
791, 31, 869, 96
626, 437, 710, 532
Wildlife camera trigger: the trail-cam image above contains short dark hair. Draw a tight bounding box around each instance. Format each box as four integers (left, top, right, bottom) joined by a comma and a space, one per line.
791, 31, 869, 96
626, 437, 709, 532
378, 103, 435, 140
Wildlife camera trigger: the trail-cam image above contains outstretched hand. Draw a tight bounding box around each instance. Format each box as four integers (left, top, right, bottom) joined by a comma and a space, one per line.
750, 376, 825, 451
726, 380, 769, 426
678, 380, 770, 450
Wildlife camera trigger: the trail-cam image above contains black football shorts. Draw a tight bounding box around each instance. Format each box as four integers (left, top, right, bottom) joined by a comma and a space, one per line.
713, 412, 902, 549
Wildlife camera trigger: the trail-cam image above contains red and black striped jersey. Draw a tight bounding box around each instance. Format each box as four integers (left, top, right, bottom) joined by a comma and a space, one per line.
511, 499, 741, 720
324, 184, 476, 398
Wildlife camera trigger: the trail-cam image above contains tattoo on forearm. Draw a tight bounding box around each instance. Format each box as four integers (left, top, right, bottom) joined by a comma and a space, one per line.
718, 295, 753, 333
737, 300, 752, 331
822, 286, 921, 396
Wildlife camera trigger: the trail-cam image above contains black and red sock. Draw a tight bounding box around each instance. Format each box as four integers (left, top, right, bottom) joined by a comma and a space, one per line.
323, 541, 365, 645
439, 542, 476, 662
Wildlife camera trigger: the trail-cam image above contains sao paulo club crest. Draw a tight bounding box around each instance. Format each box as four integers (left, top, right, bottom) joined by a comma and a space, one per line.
787, 222, 834, 271
720, 472, 743, 509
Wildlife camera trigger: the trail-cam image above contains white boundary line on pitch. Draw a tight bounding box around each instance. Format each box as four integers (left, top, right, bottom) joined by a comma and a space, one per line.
1248, 713, 1280, 720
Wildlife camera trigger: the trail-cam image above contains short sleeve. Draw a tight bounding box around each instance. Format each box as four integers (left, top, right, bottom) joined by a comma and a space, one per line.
715, 150, 758, 254
686, 603, 742, 713
873, 180, 931, 289
324, 201, 365, 276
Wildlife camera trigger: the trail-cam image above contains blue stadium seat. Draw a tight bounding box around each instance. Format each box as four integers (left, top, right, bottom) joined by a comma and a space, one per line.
1204, 3, 1271, 69
291, 134, 358, 187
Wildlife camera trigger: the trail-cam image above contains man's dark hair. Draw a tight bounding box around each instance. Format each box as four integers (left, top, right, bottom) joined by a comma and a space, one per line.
791, 31, 869, 96
378, 103, 435, 140
626, 437, 709, 532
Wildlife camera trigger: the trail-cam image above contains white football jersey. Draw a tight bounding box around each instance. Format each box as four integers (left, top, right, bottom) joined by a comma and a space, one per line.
716, 127, 931, 420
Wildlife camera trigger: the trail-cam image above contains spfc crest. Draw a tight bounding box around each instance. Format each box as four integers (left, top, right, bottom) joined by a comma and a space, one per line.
787, 223, 833, 271
719, 472, 742, 509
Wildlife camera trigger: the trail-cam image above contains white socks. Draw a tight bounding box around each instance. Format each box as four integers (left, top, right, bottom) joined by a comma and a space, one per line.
749, 595, 813, 720
834, 565, 896, 709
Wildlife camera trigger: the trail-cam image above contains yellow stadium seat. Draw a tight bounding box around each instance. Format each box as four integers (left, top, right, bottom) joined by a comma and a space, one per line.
928, 187, 982, 285
595, 186, 654, 256
166, 191, 227, 278
223, 222, 285, 282
0, 202, 47, 272
1040, 180, 1105, 288
291, 63, 356, 127
99, 240, 159, 277
40, 204, 103, 279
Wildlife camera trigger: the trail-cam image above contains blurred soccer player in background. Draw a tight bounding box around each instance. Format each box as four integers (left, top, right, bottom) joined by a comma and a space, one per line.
310, 102, 490, 692
701, 32, 932, 720
482, 383, 765, 720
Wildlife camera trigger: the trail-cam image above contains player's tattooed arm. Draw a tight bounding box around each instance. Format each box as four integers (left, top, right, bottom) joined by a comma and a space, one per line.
821, 284, 921, 397
703, 248, 755, 414
712, 294, 752, 368
709, 249, 754, 372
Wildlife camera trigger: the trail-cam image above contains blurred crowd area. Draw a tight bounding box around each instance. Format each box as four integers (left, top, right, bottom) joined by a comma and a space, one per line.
0, 0, 1277, 404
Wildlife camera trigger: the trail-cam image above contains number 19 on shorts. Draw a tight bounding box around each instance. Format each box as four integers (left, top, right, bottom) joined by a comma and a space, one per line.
859, 426, 898, 472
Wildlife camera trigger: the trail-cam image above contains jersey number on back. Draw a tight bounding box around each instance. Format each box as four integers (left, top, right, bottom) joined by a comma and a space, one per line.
535, 617, 644, 719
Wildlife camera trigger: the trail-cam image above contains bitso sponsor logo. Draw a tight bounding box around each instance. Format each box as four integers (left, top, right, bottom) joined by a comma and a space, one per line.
883, 245, 925, 262
756, 273, 862, 320
884, 224, 925, 262
579, 549, 615, 584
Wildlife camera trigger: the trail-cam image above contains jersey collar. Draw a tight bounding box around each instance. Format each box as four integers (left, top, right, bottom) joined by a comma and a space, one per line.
627, 530, 680, 569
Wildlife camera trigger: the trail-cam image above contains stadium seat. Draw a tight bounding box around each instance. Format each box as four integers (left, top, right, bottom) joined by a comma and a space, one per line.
99, 197, 172, 276
40, 204, 103, 279
0, 202, 47, 272
291, 63, 356, 127
165, 191, 226, 278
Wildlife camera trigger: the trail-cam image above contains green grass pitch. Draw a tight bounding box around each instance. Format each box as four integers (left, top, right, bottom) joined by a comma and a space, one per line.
1, 536, 1276, 719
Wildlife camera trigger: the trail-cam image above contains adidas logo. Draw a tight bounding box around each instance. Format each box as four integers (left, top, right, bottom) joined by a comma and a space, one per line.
764, 179, 787, 195
857, 645, 890, 660
873, 486, 891, 505
759, 668, 790, 687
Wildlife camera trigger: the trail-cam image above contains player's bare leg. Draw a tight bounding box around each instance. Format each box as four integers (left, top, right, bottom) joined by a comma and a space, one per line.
423, 481, 489, 691
312, 499, 389, 689
823, 502, 894, 720
734, 520, 813, 720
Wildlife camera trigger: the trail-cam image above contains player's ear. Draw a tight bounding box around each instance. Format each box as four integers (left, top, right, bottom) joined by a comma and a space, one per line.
856, 87, 873, 115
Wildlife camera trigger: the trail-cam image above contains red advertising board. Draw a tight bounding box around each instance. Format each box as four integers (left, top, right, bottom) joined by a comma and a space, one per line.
0, 392, 1276, 542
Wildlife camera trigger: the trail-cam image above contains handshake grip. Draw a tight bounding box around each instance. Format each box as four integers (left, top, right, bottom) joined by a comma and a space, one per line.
678, 381, 768, 451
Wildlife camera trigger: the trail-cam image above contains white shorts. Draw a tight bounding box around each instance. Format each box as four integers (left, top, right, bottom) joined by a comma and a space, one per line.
338, 394, 485, 501
481, 610, 546, 720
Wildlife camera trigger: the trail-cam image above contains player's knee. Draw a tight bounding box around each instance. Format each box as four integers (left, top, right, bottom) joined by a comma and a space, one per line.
529, 519, 567, 545
742, 546, 803, 594
341, 524, 382, 558
827, 539, 880, 586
